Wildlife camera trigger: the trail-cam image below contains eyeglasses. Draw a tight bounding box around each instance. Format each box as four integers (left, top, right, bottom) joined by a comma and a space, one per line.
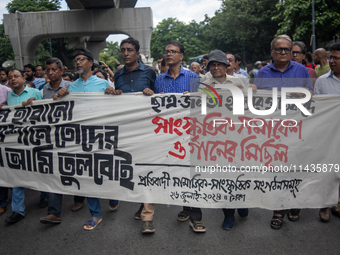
73, 57, 88, 63
292, 51, 303, 55
330, 56, 340, 61
163, 50, 181, 55
273, 48, 292, 54
210, 63, 225, 69
46, 68, 59, 73
227, 58, 235, 63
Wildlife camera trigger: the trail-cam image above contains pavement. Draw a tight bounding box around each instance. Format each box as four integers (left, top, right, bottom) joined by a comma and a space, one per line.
0, 189, 340, 255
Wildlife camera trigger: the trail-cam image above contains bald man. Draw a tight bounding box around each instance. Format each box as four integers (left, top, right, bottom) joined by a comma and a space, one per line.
314, 48, 330, 77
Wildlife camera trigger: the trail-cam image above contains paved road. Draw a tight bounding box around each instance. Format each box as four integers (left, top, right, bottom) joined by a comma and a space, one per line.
0, 189, 340, 255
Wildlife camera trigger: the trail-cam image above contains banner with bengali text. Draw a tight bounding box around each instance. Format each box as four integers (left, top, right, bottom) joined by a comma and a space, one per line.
0, 90, 339, 209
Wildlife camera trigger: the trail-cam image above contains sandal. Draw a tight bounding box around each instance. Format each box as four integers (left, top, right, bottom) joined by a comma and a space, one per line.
177, 210, 189, 222
288, 213, 299, 222
270, 214, 284, 230
83, 216, 102, 231
189, 220, 206, 233
0, 206, 6, 216
109, 202, 119, 211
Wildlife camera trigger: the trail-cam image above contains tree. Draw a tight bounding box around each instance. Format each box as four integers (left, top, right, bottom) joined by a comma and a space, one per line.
203, 0, 280, 64
273, 0, 340, 48
6, 0, 60, 13
99, 52, 119, 70
150, 18, 209, 62
101, 41, 122, 63
0, 24, 15, 65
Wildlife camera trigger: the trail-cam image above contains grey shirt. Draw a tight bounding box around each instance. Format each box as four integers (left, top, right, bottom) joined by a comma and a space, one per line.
314, 71, 340, 95
42, 79, 71, 99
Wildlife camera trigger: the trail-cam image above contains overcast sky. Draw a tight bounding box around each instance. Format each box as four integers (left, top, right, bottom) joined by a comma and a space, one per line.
0, 0, 221, 43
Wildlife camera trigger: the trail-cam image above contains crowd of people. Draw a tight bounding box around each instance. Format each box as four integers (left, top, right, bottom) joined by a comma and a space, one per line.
0, 34, 339, 234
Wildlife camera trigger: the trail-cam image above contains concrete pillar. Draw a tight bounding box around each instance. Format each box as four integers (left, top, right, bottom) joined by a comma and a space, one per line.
87, 41, 107, 61
3, 8, 153, 69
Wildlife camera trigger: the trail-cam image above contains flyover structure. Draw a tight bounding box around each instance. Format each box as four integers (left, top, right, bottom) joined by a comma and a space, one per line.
3, 0, 153, 69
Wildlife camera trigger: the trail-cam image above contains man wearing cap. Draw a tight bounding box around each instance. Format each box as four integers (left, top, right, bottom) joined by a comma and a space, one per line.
250, 61, 262, 80
56, 49, 112, 230
202, 50, 244, 89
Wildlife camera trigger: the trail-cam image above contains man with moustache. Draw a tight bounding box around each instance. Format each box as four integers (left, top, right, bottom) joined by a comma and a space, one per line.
24, 64, 46, 89
314, 42, 340, 222
155, 41, 204, 233
3, 69, 42, 223
56, 49, 111, 230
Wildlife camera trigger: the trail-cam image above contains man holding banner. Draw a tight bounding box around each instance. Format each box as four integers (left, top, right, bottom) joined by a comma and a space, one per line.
109, 37, 156, 233
3, 69, 42, 223
314, 41, 340, 221
155, 41, 204, 233
255, 34, 313, 230
55, 49, 110, 231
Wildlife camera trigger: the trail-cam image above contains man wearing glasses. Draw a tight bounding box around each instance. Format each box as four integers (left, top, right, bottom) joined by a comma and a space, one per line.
254, 35, 313, 230
55, 49, 111, 231
255, 34, 313, 93
154, 41, 204, 233
314, 42, 340, 222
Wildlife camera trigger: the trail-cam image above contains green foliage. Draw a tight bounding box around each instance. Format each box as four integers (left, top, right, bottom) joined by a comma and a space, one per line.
203, 0, 280, 63
100, 53, 119, 70
150, 18, 209, 62
34, 43, 51, 65
101, 41, 122, 64
273, 0, 340, 47
0, 24, 15, 65
6, 0, 60, 14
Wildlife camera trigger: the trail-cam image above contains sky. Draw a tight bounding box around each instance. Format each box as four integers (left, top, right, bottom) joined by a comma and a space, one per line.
0, 0, 222, 43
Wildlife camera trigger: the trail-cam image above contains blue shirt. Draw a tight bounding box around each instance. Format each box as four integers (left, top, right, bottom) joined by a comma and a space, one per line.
155, 66, 200, 93
254, 61, 313, 91
68, 75, 109, 92
29, 78, 46, 89
114, 63, 156, 93
7, 86, 43, 106
235, 68, 248, 78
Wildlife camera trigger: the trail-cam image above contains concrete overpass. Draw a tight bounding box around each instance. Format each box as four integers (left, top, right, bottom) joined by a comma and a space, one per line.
3, 0, 153, 69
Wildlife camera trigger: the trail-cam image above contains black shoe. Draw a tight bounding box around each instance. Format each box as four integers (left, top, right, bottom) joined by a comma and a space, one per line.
39, 198, 49, 208
5, 212, 25, 223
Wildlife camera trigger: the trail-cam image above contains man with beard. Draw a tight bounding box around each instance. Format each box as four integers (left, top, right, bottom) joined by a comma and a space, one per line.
35, 65, 45, 78
0, 68, 9, 87
24, 64, 46, 89
55, 49, 111, 230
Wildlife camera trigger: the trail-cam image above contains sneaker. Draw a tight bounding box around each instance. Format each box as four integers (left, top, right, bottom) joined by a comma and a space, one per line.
222, 217, 235, 230
134, 204, 144, 220
142, 221, 155, 233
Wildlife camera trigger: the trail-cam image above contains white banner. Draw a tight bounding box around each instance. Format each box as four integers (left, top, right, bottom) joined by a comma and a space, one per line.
0, 91, 339, 209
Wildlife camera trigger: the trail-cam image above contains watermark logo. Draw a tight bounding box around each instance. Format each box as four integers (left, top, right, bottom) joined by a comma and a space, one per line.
199, 83, 222, 115
200, 85, 312, 116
